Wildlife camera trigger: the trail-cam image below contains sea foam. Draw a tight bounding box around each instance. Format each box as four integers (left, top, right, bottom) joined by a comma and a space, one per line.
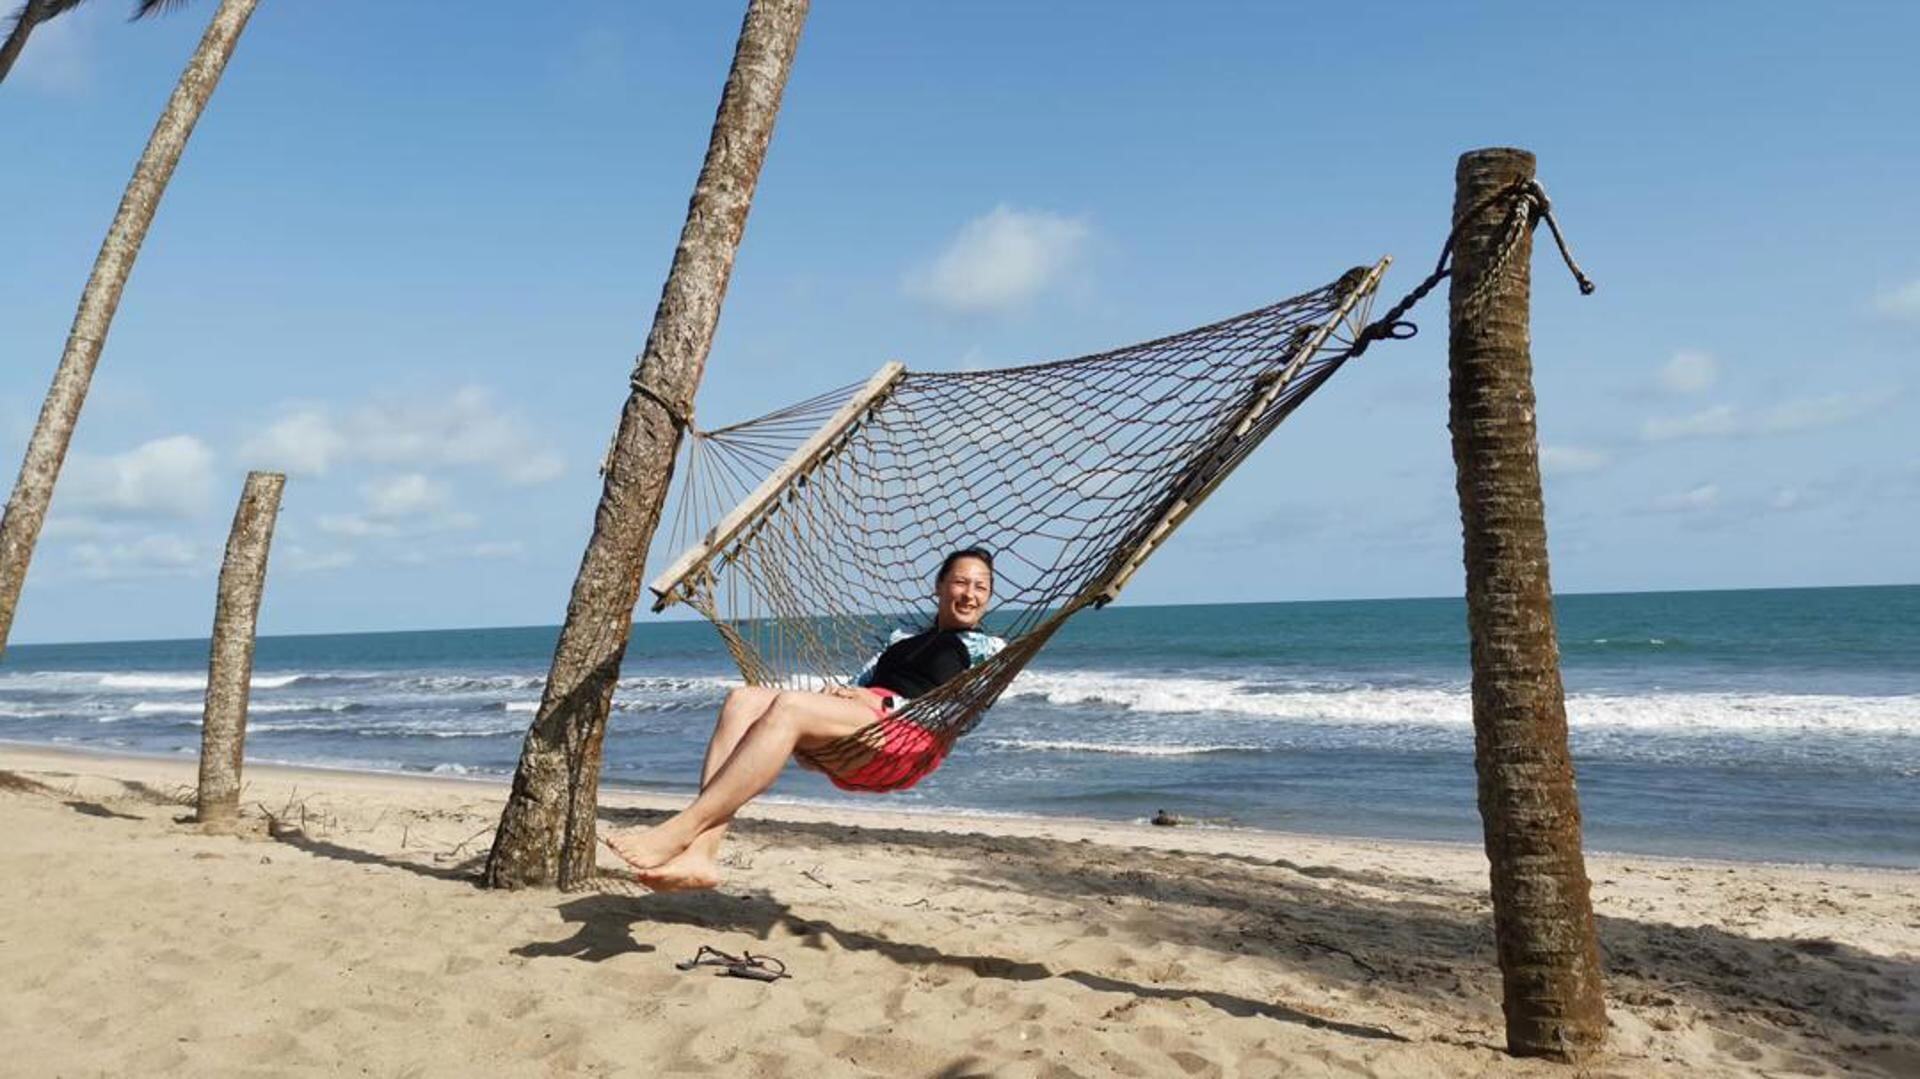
99, 672, 306, 691
978, 738, 1264, 757
1006, 670, 1920, 737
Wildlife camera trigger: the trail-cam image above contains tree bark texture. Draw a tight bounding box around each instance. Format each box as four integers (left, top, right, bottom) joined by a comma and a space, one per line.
0, 0, 259, 659
1448, 147, 1608, 1059
0, 0, 52, 85
485, 0, 810, 890
196, 471, 284, 825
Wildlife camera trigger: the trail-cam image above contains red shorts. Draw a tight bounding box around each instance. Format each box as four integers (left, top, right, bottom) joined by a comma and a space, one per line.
823, 686, 948, 793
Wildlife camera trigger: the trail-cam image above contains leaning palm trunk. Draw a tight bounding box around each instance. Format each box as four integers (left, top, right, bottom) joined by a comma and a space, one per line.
0, 0, 260, 657
485, 0, 810, 890
1447, 147, 1607, 1058
0, 0, 53, 84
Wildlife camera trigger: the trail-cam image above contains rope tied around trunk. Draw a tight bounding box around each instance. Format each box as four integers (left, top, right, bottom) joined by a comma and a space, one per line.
1350, 178, 1593, 358
630, 374, 698, 430
600, 374, 701, 477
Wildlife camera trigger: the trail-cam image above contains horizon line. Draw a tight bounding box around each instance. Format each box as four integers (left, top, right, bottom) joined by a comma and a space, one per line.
8, 580, 1915, 651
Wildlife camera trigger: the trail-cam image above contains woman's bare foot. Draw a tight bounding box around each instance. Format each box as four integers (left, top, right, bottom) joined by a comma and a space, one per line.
603, 828, 691, 873
635, 850, 723, 893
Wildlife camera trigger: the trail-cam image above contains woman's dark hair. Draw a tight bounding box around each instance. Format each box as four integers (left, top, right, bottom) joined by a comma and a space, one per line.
936, 546, 994, 585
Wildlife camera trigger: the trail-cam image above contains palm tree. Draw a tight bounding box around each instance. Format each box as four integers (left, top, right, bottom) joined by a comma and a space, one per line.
485, 0, 811, 891
0, 0, 53, 84
1447, 147, 1608, 1059
1, 0, 188, 87
0, 0, 259, 657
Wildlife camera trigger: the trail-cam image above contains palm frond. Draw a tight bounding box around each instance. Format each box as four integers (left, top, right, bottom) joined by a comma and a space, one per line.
132, 0, 195, 20
6, 0, 87, 36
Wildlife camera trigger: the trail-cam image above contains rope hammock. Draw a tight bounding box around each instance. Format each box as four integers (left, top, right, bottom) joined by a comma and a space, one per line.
648, 259, 1391, 789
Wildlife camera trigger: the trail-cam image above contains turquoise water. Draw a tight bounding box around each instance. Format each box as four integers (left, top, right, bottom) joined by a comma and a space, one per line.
5, 585, 1917, 866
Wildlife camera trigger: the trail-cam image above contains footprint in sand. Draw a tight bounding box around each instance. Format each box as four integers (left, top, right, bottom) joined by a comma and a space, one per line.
440, 954, 484, 976
1710, 1032, 1766, 1063
1166, 1048, 1219, 1076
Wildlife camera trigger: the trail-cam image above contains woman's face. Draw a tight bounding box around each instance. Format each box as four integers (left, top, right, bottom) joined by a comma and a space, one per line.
935, 556, 993, 630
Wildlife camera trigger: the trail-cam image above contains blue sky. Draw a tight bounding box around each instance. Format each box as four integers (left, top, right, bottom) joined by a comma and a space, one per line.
2, 1, 1915, 644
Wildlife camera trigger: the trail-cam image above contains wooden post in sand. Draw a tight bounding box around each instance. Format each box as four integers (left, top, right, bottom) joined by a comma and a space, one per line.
195, 470, 284, 826
1447, 148, 1607, 1059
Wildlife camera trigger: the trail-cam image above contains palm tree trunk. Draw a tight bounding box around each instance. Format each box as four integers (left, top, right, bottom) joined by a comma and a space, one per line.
196, 470, 285, 827
0, 0, 53, 85
0, 0, 260, 657
485, 0, 810, 891
1447, 147, 1607, 1059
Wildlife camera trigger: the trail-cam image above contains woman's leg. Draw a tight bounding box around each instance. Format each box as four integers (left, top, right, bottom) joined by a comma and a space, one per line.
605, 689, 874, 880
676, 686, 779, 863
703, 686, 780, 786
600, 686, 775, 888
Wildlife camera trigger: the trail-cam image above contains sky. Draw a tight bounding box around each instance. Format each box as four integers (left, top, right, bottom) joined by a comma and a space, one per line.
2, 1, 1916, 644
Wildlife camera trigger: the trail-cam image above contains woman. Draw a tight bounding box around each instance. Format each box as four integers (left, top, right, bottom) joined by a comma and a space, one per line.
604, 548, 1004, 891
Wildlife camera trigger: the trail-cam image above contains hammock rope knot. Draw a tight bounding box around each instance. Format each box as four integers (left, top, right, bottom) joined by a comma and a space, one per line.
1351, 178, 1593, 359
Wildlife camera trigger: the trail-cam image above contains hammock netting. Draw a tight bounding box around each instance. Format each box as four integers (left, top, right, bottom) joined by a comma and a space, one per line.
651, 261, 1387, 789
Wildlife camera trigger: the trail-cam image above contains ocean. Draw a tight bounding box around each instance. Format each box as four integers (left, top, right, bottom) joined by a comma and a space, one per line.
4, 585, 1916, 868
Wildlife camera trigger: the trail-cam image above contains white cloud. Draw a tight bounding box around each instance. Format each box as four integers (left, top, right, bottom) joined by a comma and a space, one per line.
502, 449, 565, 486
1651, 484, 1721, 514
354, 387, 544, 476
461, 540, 525, 560
318, 473, 475, 538
315, 514, 388, 538
61, 435, 217, 518
1641, 390, 1894, 442
1642, 405, 1738, 442
239, 387, 564, 486
905, 205, 1089, 315
1751, 390, 1896, 434
1872, 279, 1920, 322
1539, 445, 1609, 476
316, 508, 477, 539
1769, 487, 1806, 511
279, 545, 355, 573
360, 473, 450, 519
239, 408, 348, 477
70, 533, 201, 582
40, 515, 112, 541
1656, 350, 1718, 395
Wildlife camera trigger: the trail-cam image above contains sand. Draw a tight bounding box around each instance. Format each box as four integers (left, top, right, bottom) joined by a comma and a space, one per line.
1, 744, 1915, 1077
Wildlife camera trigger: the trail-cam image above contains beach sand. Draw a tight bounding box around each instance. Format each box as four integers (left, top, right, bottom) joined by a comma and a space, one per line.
1, 744, 1915, 1077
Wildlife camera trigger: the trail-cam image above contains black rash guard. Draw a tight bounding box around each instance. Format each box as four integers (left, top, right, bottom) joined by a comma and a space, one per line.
859, 628, 978, 699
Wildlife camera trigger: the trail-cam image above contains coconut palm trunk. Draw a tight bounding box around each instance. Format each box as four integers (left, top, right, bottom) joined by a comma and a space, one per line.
0, 0, 260, 657
1447, 147, 1607, 1058
0, 0, 54, 84
195, 470, 285, 827
485, 0, 810, 891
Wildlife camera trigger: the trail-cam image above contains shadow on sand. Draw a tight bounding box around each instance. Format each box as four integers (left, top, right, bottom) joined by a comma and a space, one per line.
522, 887, 1403, 1042
265, 826, 487, 884
577, 806, 1918, 1074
